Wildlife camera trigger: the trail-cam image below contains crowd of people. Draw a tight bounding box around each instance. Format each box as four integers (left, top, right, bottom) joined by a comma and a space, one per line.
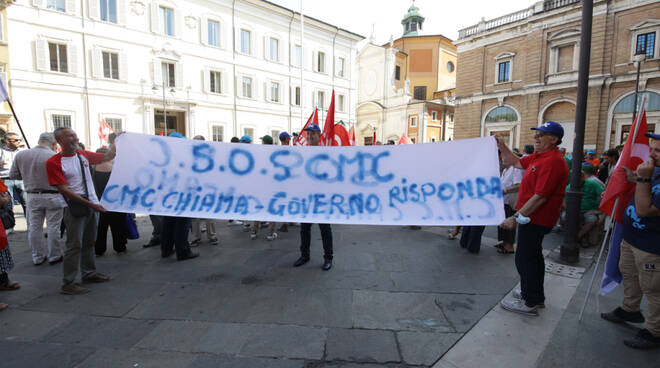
0, 121, 657, 350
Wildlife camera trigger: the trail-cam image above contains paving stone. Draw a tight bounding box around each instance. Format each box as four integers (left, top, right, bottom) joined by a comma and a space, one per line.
42, 315, 160, 349
75, 348, 197, 368
192, 355, 306, 368
397, 331, 462, 366
433, 293, 504, 333
325, 328, 400, 363
135, 320, 215, 352
1, 309, 75, 342
238, 324, 327, 360
0, 341, 95, 368
352, 290, 453, 332
20, 280, 162, 317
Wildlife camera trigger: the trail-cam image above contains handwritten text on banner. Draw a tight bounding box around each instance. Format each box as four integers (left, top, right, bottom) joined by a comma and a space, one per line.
101, 133, 505, 226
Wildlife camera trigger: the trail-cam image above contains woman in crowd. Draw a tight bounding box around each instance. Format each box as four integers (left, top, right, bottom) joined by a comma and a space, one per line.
92, 147, 127, 255
0, 178, 19, 311
497, 152, 523, 254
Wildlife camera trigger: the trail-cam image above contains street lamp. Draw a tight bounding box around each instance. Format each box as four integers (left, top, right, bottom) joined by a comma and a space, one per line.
152, 83, 176, 135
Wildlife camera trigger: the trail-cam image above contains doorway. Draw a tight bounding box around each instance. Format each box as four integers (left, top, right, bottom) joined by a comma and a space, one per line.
154, 110, 186, 136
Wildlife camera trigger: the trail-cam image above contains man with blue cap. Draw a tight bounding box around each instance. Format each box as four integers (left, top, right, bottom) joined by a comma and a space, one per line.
279, 132, 291, 146
239, 135, 252, 144
293, 123, 334, 271
602, 132, 660, 349
496, 121, 569, 316
585, 148, 600, 169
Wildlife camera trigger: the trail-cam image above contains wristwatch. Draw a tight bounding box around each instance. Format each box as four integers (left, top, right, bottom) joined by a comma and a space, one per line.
636, 177, 652, 183
514, 213, 531, 225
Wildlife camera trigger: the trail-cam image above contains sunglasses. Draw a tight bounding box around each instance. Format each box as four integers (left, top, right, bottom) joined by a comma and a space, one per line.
6, 139, 21, 142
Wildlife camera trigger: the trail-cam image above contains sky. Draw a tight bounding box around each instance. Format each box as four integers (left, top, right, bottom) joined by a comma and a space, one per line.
268, 0, 536, 43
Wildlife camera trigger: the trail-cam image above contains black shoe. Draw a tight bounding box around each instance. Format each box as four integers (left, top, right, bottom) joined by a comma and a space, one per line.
322, 260, 332, 271
177, 252, 199, 261
601, 307, 645, 324
143, 238, 160, 248
293, 257, 309, 267
624, 329, 660, 349
161, 249, 174, 258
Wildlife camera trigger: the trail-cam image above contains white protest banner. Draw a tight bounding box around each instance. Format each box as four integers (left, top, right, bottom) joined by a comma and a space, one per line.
101, 133, 505, 226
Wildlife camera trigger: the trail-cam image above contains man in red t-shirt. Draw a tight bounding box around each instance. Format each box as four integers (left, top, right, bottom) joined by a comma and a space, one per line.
46, 127, 117, 295
496, 121, 569, 316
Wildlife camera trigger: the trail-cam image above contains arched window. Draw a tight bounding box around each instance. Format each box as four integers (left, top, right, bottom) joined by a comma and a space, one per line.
613, 91, 660, 113
485, 106, 518, 123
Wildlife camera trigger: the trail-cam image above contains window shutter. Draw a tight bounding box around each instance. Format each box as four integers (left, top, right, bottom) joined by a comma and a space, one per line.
263, 36, 267, 60
119, 53, 128, 82
87, 0, 99, 19
200, 16, 208, 45
221, 71, 228, 95
92, 48, 102, 78
175, 11, 182, 39
312, 51, 318, 72
32, 0, 45, 7
152, 60, 162, 85
202, 68, 210, 93
66, 0, 76, 14
234, 27, 240, 53
175, 63, 183, 89
117, 0, 127, 25
150, 2, 160, 33
220, 22, 227, 49
35, 39, 48, 71
68, 44, 78, 75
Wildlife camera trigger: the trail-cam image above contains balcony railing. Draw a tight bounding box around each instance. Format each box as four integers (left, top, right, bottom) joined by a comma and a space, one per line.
458, 0, 582, 40
458, 8, 533, 40
544, 0, 581, 12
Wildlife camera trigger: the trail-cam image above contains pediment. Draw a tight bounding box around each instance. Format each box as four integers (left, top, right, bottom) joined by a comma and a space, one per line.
494, 51, 516, 60
152, 43, 182, 60
630, 19, 660, 31
548, 27, 581, 41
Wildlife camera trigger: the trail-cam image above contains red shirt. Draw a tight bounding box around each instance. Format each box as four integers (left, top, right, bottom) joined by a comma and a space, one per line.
517, 148, 569, 228
46, 150, 105, 204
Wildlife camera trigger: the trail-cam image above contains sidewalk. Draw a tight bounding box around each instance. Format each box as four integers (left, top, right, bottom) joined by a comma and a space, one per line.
1, 211, 526, 367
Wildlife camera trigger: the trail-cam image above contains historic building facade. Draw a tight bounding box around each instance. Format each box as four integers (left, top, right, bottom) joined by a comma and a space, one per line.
356, 2, 456, 145
454, 0, 660, 152
0, 4, 11, 137
7, 0, 362, 148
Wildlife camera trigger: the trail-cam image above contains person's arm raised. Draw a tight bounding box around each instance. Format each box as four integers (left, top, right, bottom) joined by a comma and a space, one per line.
494, 136, 523, 169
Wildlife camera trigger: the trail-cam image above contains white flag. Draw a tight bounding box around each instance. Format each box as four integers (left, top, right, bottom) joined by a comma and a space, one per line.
0, 76, 9, 102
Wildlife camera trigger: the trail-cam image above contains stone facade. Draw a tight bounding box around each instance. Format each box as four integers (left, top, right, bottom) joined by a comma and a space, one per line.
455, 0, 660, 152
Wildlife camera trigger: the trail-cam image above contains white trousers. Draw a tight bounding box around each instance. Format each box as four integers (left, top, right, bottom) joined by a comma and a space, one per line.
26, 193, 64, 263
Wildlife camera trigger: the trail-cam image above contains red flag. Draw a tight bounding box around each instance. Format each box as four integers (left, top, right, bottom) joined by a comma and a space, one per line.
159, 129, 164, 136
372, 130, 377, 145
320, 91, 335, 146
348, 125, 356, 146
98, 119, 114, 144
294, 108, 318, 146
398, 133, 412, 145
599, 105, 650, 223
332, 123, 350, 146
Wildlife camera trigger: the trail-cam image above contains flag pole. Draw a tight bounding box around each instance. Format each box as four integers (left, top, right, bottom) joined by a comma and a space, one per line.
6, 99, 30, 149
578, 96, 647, 321
578, 198, 618, 321
300, 0, 304, 132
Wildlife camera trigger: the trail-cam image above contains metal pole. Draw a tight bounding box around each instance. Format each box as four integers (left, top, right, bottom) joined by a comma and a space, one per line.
578, 199, 619, 321
163, 83, 167, 136
560, 0, 593, 264
5, 100, 30, 149
300, 0, 304, 131
631, 55, 643, 129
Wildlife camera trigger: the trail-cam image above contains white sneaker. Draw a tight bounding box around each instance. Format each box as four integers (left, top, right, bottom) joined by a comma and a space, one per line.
250, 232, 257, 240
228, 220, 243, 226
500, 298, 538, 316
512, 289, 545, 308
266, 232, 278, 241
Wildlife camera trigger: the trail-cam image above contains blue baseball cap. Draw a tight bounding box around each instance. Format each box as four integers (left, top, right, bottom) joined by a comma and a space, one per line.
304, 123, 321, 132
169, 132, 184, 138
531, 121, 564, 139
586, 149, 596, 154
646, 133, 660, 140
279, 131, 291, 140
239, 135, 252, 143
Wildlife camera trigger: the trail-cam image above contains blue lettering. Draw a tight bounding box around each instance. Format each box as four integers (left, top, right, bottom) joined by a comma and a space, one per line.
162, 191, 177, 209
228, 149, 254, 176
148, 137, 171, 167
438, 183, 455, 201
330, 194, 346, 215
457, 180, 474, 200
141, 189, 156, 208
349, 194, 364, 215
174, 192, 192, 213
490, 177, 503, 198
312, 193, 327, 214
121, 186, 141, 207
270, 150, 302, 182
234, 195, 249, 214
365, 194, 380, 214
198, 193, 215, 212
389, 186, 404, 207
192, 143, 215, 173
288, 198, 301, 215
102, 184, 120, 203
409, 184, 420, 202
420, 183, 436, 202
476, 177, 490, 197
268, 192, 287, 216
